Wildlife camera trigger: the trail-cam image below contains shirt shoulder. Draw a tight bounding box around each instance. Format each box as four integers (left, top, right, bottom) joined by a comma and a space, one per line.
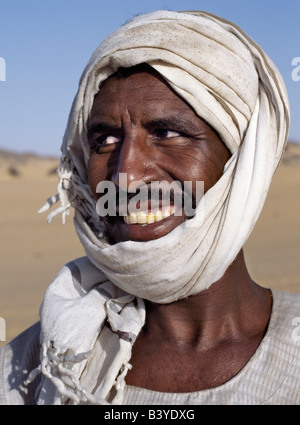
270, 289, 300, 343
0, 322, 41, 405
258, 290, 300, 404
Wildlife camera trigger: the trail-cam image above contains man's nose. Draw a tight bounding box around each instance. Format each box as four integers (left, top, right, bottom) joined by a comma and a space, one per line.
111, 133, 156, 191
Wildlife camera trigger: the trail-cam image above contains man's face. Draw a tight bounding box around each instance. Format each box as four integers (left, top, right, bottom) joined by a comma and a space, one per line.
87, 70, 230, 243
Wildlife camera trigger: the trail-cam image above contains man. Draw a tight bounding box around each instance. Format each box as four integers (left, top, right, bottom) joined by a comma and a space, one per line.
1, 10, 299, 405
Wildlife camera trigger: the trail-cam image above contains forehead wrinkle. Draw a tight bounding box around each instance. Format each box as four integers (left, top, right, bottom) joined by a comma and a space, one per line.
91, 71, 207, 133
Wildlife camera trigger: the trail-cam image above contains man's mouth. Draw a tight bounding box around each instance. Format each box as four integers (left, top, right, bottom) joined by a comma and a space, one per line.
123, 206, 176, 225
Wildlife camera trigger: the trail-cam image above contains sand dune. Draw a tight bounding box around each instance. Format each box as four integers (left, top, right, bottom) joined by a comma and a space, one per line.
0, 144, 300, 346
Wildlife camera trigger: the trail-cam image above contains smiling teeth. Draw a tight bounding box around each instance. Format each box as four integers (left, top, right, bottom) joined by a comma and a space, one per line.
124, 207, 175, 225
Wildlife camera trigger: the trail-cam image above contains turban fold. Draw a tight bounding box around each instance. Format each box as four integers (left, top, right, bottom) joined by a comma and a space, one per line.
36, 10, 290, 404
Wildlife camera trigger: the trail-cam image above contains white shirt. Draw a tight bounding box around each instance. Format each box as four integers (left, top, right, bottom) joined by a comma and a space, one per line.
1, 289, 300, 405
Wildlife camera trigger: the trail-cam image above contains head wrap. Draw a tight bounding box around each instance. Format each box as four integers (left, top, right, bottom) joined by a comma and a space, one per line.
35, 10, 290, 404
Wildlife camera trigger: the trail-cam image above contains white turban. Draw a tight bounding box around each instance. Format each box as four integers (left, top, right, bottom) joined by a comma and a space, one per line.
36, 10, 290, 404
49, 9, 290, 303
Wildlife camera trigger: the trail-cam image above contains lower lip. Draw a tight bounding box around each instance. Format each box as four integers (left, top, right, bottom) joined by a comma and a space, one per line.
103, 210, 185, 243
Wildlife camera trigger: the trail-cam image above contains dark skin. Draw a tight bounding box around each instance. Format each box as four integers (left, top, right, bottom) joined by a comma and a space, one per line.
87, 68, 272, 392
87, 67, 229, 243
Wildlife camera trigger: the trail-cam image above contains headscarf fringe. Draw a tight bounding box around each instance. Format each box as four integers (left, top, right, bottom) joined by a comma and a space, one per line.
26, 341, 110, 405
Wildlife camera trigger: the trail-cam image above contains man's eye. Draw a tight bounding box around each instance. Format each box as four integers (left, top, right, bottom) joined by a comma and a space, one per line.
154, 129, 182, 139
97, 135, 121, 145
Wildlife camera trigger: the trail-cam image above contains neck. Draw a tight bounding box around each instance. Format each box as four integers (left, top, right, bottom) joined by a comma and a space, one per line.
142, 250, 272, 348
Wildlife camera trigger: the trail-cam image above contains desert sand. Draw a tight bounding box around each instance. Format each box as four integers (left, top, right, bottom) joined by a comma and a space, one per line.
0, 143, 300, 347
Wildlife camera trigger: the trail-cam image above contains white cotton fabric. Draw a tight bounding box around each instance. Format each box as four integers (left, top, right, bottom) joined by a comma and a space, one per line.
27, 257, 145, 405
34, 10, 290, 404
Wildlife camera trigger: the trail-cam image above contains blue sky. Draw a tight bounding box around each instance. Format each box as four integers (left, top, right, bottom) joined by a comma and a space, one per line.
0, 0, 300, 156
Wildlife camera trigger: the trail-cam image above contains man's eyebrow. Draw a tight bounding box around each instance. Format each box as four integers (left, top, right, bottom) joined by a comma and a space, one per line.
87, 122, 120, 138
145, 116, 199, 134
87, 115, 200, 138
